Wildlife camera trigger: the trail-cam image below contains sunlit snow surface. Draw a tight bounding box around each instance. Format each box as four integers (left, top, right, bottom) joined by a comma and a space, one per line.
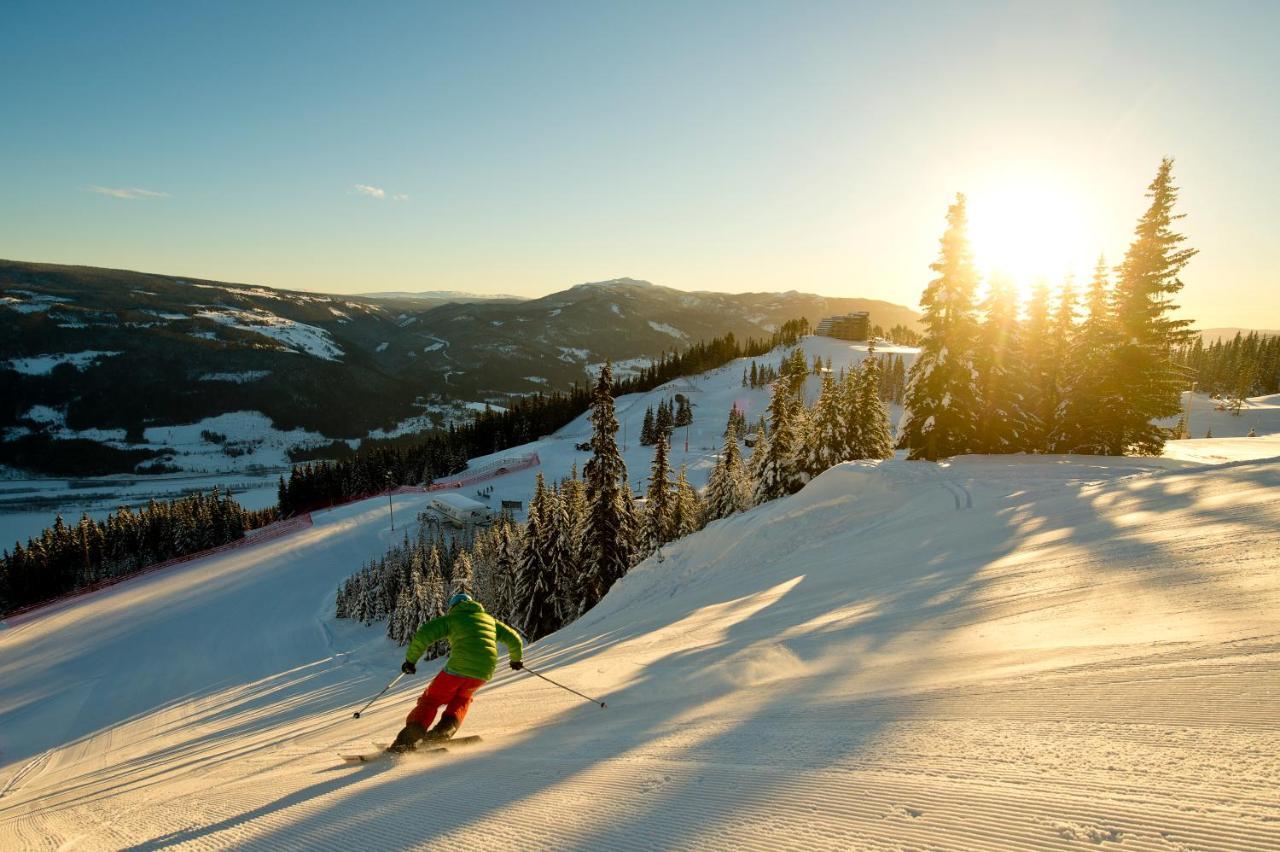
1, 338, 1277, 849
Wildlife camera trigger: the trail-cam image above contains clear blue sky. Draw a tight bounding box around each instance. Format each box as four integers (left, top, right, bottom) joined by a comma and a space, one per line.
1, 1, 1277, 327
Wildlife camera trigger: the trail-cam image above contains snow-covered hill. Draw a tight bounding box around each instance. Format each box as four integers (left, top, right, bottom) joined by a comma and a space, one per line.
3, 418, 1279, 847
428, 336, 917, 514
3, 339, 1279, 848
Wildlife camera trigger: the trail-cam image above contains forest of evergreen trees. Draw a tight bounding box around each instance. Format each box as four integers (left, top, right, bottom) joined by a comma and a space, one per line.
0, 490, 276, 614
1175, 332, 1280, 412
341, 343, 897, 645
900, 158, 1200, 459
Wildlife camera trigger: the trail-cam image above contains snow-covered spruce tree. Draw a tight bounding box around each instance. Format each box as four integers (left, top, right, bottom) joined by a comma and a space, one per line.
840, 364, 865, 459
1020, 281, 1056, 452
642, 432, 676, 558
490, 517, 521, 624
671, 464, 704, 538
856, 354, 895, 460
753, 380, 805, 504
1107, 158, 1198, 455
640, 407, 656, 446
974, 275, 1032, 453
654, 399, 674, 440
802, 371, 847, 476
557, 468, 588, 618
580, 363, 637, 609
421, 546, 448, 658
516, 474, 560, 640
540, 482, 576, 628
704, 426, 748, 521
900, 193, 983, 460
388, 581, 415, 645
745, 416, 769, 503
467, 527, 495, 613
1053, 257, 1122, 453
451, 551, 474, 597
782, 347, 809, 400
1044, 276, 1079, 447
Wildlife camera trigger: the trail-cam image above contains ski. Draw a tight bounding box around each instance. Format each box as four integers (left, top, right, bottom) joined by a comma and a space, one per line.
338, 735, 482, 764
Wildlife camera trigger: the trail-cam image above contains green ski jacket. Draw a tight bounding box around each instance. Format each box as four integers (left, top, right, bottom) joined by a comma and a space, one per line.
405, 599, 524, 682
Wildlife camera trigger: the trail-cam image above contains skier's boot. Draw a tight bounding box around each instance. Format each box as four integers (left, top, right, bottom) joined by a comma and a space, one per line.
424, 714, 460, 742
386, 721, 427, 754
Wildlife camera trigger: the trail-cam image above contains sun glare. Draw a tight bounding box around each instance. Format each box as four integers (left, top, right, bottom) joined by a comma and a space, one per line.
967, 180, 1091, 298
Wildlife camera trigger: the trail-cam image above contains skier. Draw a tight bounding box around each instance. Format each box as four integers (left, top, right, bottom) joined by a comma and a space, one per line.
386, 591, 524, 753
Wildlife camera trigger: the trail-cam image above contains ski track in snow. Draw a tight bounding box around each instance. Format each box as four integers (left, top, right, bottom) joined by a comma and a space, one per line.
2, 344, 1279, 849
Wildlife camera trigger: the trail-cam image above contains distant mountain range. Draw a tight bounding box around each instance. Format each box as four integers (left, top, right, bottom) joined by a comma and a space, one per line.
358, 290, 527, 307
0, 259, 919, 475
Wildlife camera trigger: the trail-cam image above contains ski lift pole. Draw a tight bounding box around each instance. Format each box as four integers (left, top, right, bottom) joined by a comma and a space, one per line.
521, 664, 607, 708
352, 672, 405, 718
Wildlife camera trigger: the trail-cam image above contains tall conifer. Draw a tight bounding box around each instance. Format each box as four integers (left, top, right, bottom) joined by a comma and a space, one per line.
900, 193, 982, 460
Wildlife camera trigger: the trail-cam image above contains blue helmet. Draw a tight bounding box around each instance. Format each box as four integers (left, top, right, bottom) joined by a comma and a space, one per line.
447, 592, 473, 610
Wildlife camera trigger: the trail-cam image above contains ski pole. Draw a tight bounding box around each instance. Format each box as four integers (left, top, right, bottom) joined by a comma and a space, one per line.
521, 663, 607, 709
352, 672, 405, 718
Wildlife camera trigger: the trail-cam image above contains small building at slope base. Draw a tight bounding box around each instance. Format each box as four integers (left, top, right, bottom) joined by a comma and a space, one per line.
427, 492, 496, 527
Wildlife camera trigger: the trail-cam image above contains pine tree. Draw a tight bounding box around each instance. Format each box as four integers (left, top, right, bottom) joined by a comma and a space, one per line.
1020, 281, 1057, 451
540, 483, 575, 627
801, 371, 847, 476
900, 193, 982, 460
490, 518, 520, 624
640, 407, 656, 446
671, 464, 703, 538
580, 363, 637, 611
655, 399, 674, 438
705, 426, 749, 521
1108, 158, 1198, 454
753, 381, 805, 503
422, 546, 447, 658
856, 355, 895, 459
841, 362, 865, 458
642, 432, 675, 557
516, 474, 559, 640
974, 275, 1031, 453
388, 581, 415, 645
1055, 256, 1122, 453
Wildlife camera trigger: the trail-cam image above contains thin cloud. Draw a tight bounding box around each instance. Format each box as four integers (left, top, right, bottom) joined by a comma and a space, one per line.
353, 184, 408, 202
87, 185, 169, 200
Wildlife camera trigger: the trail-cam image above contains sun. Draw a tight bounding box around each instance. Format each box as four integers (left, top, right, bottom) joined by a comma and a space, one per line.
966, 179, 1092, 298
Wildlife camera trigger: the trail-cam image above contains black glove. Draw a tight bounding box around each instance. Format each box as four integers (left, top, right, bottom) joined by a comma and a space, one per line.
510, 660, 524, 671
401, 660, 417, 675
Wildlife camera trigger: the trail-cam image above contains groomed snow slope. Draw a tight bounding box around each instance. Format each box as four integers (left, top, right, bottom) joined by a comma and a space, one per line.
2, 451, 1278, 850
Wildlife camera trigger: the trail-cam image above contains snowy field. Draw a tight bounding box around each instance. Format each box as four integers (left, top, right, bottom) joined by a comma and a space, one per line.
2, 338, 1278, 849
1, 451, 1277, 849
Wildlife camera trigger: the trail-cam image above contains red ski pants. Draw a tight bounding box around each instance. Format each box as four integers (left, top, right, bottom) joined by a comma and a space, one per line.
406, 670, 487, 728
